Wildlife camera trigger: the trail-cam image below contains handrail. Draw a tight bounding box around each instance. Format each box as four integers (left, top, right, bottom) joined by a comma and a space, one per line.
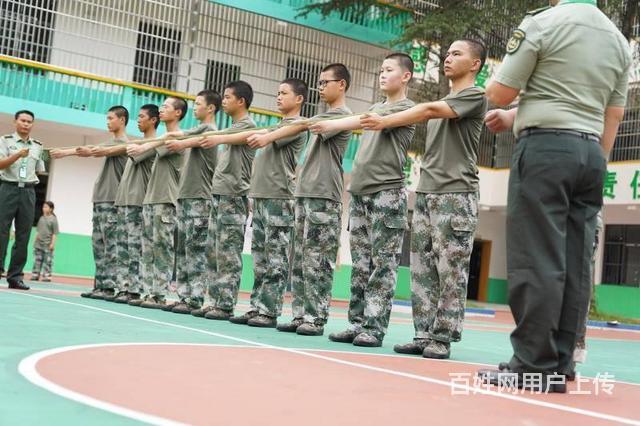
0, 54, 284, 119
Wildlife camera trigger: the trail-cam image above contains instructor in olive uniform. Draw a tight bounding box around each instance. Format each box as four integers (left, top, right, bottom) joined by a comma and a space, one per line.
479, 0, 631, 392
0, 110, 46, 290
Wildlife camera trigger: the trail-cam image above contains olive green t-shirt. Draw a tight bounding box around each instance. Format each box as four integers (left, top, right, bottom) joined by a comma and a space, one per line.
295, 106, 353, 202
416, 87, 487, 194
143, 145, 183, 206
178, 123, 218, 200
249, 117, 307, 200
349, 99, 416, 195
113, 148, 156, 207
211, 116, 257, 197
92, 138, 128, 203
495, 1, 632, 136
0, 133, 46, 184
35, 214, 59, 249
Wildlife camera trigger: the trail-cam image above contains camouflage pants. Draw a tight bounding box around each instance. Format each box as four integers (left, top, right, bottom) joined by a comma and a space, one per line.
348, 189, 407, 340
141, 203, 177, 299
176, 198, 212, 307
576, 210, 604, 351
410, 192, 478, 343
291, 197, 342, 325
32, 246, 53, 277
92, 202, 119, 290
249, 198, 295, 318
115, 206, 144, 294
206, 195, 248, 312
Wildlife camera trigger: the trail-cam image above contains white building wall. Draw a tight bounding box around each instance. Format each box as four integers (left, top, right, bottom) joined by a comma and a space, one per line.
476, 210, 508, 281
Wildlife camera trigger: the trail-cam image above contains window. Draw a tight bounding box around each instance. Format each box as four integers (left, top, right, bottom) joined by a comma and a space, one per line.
286, 57, 322, 118
602, 224, 640, 287
0, 0, 56, 63
205, 60, 240, 96
133, 21, 181, 90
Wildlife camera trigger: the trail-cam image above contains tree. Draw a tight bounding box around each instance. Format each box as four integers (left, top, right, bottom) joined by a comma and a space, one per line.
302, 0, 638, 99
301, 1, 546, 99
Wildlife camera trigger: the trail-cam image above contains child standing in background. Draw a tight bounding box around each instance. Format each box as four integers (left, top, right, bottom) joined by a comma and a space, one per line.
32, 201, 59, 282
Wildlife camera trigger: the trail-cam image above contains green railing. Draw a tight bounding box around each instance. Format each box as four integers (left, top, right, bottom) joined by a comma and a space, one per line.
209, 0, 411, 47
0, 54, 361, 170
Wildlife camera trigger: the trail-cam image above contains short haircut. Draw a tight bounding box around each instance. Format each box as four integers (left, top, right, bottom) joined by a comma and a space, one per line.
167, 96, 188, 121
14, 110, 35, 120
321, 63, 351, 91
281, 78, 309, 104
108, 105, 129, 126
140, 104, 160, 129
224, 80, 254, 109
458, 38, 487, 73
197, 89, 222, 115
384, 52, 414, 76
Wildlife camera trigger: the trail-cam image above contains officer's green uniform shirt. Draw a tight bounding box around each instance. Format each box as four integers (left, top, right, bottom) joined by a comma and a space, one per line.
495, 0, 632, 137
349, 99, 416, 195
417, 87, 487, 194
0, 133, 45, 184
114, 148, 155, 207
178, 123, 218, 200
92, 138, 128, 203
211, 116, 257, 197
143, 143, 184, 206
35, 215, 59, 249
295, 106, 353, 202
249, 117, 307, 200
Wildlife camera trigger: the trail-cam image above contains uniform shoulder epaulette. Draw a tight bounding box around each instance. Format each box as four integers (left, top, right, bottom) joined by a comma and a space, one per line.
526, 6, 551, 16
31, 139, 42, 145
2, 134, 14, 139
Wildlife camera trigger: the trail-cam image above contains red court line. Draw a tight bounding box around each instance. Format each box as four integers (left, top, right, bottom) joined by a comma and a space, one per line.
29, 344, 640, 426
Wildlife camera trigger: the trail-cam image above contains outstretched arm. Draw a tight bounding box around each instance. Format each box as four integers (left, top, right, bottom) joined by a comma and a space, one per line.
247, 123, 308, 149
360, 101, 457, 130
308, 115, 362, 135
165, 136, 206, 153
200, 128, 269, 149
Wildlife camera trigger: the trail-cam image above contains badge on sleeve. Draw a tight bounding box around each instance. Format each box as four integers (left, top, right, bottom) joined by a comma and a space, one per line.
506, 29, 526, 54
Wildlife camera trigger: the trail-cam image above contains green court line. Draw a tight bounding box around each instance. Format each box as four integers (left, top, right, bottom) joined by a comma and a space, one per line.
1, 288, 638, 425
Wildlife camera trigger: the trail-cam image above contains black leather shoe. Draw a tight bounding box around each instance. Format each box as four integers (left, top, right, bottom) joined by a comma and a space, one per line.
8, 281, 30, 290
477, 364, 567, 394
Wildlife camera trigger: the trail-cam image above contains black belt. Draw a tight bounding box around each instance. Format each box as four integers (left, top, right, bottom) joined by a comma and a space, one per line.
519, 128, 600, 143
0, 180, 36, 188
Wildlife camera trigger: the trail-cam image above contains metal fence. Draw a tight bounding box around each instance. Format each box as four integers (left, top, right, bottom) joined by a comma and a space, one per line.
0, 0, 393, 115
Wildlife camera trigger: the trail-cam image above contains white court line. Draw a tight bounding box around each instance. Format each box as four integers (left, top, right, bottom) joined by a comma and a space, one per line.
8, 291, 640, 426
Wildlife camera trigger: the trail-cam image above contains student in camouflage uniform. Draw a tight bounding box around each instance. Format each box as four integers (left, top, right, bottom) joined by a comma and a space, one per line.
249, 64, 353, 336
309, 53, 417, 347
228, 78, 308, 327
52, 106, 129, 299
363, 40, 488, 358
126, 97, 187, 309
574, 211, 604, 365
0, 110, 46, 290
31, 201, 59, 282
107, 104, 159, 304
161, 90, 221, 314
192, 81, 259, 320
